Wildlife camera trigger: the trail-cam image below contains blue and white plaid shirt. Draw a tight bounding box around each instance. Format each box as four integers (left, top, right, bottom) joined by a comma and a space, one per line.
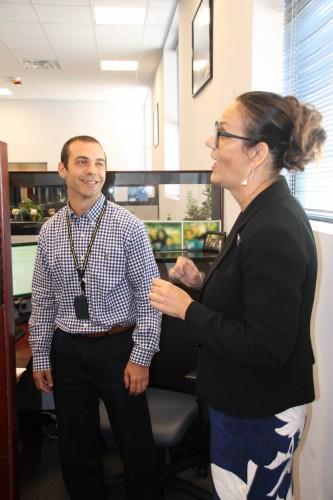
29, 194, 161, 371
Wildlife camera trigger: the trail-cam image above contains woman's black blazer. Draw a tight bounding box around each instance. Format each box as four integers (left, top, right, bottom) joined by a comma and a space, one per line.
185, 177, 317, 417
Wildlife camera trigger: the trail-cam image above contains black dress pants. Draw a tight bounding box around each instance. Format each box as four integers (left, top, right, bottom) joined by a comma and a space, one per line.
50, 329, 161, 500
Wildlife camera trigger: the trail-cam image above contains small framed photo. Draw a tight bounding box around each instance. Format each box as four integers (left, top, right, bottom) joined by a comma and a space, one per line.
203, 231, 226, 252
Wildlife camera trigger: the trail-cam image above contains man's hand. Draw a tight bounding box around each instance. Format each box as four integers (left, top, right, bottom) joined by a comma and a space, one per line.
124, 361, 149, 396
33, 369, 53, 393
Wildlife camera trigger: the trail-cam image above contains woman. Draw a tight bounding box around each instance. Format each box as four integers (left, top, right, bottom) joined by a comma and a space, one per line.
149, 91, 326, 499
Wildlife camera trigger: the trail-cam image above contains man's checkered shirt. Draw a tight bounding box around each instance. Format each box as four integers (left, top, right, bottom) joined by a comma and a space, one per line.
29, 194, 161, 371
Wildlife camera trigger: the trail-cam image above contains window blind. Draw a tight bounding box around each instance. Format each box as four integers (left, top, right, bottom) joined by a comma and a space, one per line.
284, 0, 333, 221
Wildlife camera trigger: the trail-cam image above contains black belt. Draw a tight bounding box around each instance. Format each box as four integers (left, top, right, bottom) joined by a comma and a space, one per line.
56, 325, 135, 338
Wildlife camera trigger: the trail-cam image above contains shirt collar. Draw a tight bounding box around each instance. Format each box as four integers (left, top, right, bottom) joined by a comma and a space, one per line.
67, 193, 106, 222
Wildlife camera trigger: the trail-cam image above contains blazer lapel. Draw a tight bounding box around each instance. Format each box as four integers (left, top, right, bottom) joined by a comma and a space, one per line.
200, 176, 291, 294
201, 212, 244, 291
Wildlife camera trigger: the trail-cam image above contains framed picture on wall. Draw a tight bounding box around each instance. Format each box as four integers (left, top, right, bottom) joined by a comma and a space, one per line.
192, 0, 213, 97
153, 103, 159, 147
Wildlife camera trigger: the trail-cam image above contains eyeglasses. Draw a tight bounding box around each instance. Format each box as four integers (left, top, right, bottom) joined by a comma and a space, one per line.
214, 121, 259, 148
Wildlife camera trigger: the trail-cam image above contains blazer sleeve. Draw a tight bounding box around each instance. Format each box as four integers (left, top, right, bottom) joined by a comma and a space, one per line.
185, 221, 311, 370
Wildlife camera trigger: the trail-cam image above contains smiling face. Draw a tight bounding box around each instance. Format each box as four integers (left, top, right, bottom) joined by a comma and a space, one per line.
58, 139, 106, 211
206, 101, 255, 192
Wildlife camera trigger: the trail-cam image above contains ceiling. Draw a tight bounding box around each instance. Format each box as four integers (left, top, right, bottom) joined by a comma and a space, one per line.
0, 0, 178, 101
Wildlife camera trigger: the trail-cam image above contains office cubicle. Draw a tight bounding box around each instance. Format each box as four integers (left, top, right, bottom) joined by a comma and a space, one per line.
9, 170, 223, 235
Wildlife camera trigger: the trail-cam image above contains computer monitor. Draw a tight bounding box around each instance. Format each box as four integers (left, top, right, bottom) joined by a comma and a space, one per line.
11, 242, 38, 298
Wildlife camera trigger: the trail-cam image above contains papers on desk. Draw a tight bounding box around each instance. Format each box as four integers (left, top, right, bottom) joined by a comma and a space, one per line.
16, 367, 27, 380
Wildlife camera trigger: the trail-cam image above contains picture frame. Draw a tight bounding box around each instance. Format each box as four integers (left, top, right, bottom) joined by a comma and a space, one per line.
203, 231, 226, 252
144, 221, 182, 251
183, 220, 220, 250
153, 103, 159, 147
192, 0, 213, 97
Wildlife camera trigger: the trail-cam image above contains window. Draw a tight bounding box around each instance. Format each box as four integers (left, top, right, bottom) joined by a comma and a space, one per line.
284, 0, 333, 221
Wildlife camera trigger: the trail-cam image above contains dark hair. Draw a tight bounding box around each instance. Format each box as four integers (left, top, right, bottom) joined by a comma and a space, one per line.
60, 135, 106, 168
236, 91, 326, 172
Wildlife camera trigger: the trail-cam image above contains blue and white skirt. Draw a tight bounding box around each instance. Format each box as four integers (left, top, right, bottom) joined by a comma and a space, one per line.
209, 404, 307, 499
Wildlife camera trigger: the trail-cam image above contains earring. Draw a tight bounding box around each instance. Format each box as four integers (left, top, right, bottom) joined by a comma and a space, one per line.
241, 168, 255, 187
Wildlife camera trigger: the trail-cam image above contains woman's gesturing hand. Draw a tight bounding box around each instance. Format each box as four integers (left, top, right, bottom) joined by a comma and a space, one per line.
169, 256, 205, 288
149, 278, 194, 320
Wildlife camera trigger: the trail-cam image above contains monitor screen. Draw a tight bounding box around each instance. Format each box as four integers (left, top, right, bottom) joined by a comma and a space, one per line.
11, 242, 37, 298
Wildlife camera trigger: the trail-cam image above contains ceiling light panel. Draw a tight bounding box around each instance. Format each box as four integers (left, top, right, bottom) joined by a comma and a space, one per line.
94, 7, 145, 25
95, 25, 143, 41
0, 88, 13, 96
101, 60, 138, 71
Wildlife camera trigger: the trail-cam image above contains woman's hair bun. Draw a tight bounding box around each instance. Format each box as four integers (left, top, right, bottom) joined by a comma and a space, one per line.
237, 91, 326, 172
283, 95, 326, 171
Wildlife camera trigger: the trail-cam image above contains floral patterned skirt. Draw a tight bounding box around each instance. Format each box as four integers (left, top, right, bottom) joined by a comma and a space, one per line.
208, 404, 307, 499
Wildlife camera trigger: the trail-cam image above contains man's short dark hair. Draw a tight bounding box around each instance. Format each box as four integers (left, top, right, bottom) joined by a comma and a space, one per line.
60, 135, 106, 168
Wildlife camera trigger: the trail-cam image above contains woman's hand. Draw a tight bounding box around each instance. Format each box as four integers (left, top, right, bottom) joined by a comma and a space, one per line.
149, 278, 194, 319
169, 256, 204, 288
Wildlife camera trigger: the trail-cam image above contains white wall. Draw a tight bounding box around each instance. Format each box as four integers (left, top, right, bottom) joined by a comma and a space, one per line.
0, 99, 146, 171
151, 57, 165, 170
293, 224, 333, 500
163, 48, 179, 170
176, 2, 333, 499
178, 0, 253, 232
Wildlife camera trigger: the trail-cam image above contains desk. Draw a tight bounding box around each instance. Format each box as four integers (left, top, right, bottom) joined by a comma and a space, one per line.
154, 250, 218, 263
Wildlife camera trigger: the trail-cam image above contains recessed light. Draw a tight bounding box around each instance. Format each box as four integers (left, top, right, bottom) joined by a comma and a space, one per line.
0, 88, 13, 96
101, 60, 138, 71
94, 7, 145, 25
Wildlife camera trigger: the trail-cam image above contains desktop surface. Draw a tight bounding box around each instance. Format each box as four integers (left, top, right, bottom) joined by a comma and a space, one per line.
154, 249, 219, 262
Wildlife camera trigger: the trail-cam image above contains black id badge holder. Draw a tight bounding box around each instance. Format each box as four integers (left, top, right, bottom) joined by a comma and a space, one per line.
74, 295, 89, 319
74, 274, 89, 319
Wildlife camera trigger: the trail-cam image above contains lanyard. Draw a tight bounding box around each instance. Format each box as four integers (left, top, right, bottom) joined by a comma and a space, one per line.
66, 199, 107, 295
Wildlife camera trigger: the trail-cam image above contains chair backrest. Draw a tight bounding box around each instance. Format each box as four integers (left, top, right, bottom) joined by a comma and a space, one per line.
149, 312, 199, 395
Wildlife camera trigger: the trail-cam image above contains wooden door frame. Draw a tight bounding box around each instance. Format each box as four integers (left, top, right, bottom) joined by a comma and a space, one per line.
0, 141, 19, 500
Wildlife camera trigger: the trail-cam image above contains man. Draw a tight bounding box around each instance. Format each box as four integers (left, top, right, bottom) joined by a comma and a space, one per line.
29, 135, 162, 500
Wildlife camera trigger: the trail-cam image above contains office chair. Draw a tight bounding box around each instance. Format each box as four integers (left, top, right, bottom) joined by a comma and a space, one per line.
100, 311, 211, 499
99, 387, 211, 500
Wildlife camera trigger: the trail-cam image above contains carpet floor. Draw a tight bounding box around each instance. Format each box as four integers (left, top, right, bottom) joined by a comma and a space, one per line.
18, 411, 213, 500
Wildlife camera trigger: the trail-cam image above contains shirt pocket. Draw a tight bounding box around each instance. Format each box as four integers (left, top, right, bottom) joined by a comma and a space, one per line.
88, 246, 127, 296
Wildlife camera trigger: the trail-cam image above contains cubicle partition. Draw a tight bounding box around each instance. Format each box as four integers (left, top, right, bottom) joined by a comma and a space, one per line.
9, 170, 223, 237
